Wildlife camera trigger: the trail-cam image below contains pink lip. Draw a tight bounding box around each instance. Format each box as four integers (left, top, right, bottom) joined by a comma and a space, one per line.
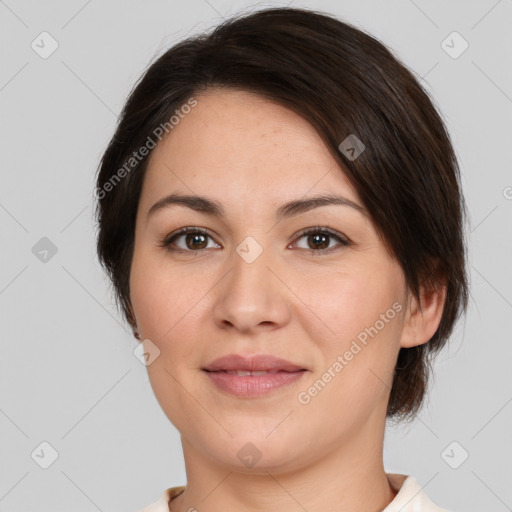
204, 370, 307, 398
202, 353, 308, 398
202, 353, 306, 372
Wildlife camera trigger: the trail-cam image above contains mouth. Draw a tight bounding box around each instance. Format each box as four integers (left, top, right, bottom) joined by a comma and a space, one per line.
201, 353, 308, 397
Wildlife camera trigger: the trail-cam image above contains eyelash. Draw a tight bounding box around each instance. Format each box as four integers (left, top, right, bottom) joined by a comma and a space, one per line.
158, 225, 351, 256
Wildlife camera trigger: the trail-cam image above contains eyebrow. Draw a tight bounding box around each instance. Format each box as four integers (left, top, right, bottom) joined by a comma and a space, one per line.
147, 192, 367, 221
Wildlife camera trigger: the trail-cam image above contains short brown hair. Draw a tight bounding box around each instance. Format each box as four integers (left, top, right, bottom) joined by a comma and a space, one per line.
95, 6, 469, 423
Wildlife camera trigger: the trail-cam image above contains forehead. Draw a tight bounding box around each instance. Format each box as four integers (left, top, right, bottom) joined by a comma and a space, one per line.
142, 88, 361, 210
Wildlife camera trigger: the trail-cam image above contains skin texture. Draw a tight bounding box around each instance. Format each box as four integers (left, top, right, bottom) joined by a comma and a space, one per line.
129, 88, 446, 512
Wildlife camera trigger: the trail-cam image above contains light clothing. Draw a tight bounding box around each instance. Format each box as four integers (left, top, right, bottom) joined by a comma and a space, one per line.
139, 473, 451, 512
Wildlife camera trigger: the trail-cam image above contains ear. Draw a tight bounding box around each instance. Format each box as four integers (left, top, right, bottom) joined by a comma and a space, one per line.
400, 280, 447, 349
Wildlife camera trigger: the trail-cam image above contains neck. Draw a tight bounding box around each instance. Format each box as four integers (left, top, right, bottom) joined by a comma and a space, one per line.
169, 405, 397, 512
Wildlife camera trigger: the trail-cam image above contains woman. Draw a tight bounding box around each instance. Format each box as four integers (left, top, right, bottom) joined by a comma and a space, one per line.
95, 7, 469, 512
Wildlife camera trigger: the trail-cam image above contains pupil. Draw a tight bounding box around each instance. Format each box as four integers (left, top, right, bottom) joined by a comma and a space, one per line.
310, 234, 328, 250
187, 234, 206, 249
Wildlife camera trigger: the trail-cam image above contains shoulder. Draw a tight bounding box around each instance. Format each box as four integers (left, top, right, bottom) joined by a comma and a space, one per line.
138, 486, 186, 512
384, 473, 453, 512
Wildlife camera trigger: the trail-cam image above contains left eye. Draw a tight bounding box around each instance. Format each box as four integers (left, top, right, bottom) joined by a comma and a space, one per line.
291, 228, 350, 254
159, 227, 350, 254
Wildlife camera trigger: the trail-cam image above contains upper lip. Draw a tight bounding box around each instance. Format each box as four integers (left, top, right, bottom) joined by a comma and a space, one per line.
202, 354, 306, 372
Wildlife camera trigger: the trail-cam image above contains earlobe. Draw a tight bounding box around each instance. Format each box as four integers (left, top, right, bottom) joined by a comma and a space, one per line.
400, 282, 447, 349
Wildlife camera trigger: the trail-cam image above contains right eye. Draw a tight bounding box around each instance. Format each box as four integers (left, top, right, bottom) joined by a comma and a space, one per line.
159, 227, 221, 254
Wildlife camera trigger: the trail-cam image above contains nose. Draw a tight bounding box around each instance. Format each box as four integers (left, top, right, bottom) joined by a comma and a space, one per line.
212, 242, 291, 334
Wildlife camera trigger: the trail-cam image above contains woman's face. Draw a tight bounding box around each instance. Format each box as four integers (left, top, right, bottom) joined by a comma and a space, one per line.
130, 88, 411, 472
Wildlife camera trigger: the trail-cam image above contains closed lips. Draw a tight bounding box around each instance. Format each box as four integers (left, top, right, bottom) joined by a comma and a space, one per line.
202, 353, 307, 373
203, 356, 308, 398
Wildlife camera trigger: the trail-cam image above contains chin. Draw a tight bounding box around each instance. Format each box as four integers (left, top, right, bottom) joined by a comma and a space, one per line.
202, 432, 305, 473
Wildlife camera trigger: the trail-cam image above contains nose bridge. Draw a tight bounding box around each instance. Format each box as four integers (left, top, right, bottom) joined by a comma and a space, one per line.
212, 236, 290, 331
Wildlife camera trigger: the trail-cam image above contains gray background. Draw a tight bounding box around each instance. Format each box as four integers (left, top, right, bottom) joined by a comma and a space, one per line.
1, 0, 511, 511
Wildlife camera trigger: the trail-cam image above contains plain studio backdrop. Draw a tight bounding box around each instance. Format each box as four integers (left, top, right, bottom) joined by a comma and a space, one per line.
1, 0, 511, 511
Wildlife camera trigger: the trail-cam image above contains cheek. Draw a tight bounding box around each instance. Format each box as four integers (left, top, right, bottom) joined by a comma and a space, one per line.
297, 265, 403, 407
130, 256, 206, 427
129, 254, 210, 404
299, 262, 402, 343
130, 249, 197, 339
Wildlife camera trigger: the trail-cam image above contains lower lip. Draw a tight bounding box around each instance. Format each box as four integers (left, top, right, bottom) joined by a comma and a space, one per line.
203, 370, 307, 398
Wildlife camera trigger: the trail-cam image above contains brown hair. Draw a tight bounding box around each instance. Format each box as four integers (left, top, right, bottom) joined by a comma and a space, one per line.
94, 6, 469, 423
